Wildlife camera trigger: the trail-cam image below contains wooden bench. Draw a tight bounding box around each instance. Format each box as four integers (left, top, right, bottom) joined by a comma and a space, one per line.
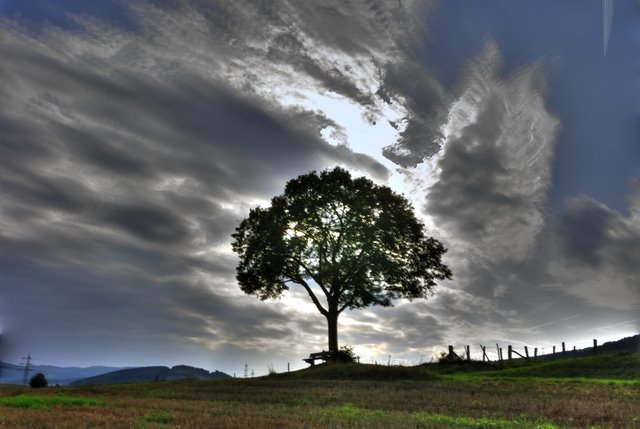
303, 350, 335, 366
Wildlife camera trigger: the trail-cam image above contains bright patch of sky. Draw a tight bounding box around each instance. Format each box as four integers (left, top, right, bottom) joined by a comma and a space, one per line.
284, 90, 419, 194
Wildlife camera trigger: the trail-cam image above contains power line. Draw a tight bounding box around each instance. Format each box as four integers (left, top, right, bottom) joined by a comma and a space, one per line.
21, 353, 32, 385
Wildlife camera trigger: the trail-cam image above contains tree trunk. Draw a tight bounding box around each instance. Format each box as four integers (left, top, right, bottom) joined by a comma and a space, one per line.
326, 310, 339, 353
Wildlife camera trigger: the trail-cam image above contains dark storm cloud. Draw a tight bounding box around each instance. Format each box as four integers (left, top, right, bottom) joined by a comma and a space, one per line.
101, 203, 191, 245
556, 197, 616, 266
380, 61, 450, 167
266, 31, 375, 107
0, 115, 57, 165
56, 125, 152, 178
2, 170, 88, 214
0, 252, 303, 364
553, 183, 640, 290
427, 110, 526, 239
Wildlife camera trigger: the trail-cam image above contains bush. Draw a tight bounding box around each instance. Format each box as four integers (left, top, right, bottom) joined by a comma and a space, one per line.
29, 373, 48, 388
335, 345, 357, 362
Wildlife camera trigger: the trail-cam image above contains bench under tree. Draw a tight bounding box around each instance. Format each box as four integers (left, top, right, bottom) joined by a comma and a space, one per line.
303, 350, 336, 366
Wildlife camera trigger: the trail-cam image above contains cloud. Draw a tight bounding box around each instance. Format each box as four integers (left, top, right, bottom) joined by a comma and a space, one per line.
391, 41, 638, 351
425, 42, 559, 262
547, 180, 640, 310
380, 61, 450, 167
555, 182, 640, 276
0, 0, 441, 369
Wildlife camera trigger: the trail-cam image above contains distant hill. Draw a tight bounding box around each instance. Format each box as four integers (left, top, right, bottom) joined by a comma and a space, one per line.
70, 365, 230, 386
534, 334, 639, 360
0, 362, 125, 386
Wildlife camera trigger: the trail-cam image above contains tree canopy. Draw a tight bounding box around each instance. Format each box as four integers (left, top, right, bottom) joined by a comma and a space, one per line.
231, 167, 452, 353
29, 373, 48, 388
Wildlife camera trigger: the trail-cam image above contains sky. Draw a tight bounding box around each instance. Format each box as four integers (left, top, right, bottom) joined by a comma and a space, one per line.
0, 0, 638, 376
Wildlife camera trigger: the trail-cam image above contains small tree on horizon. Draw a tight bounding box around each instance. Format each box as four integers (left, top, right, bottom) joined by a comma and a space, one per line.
29, 372, 48, 388
231, 167, 452, 353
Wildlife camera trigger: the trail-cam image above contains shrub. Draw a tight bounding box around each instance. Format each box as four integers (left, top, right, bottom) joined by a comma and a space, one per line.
29, 373, 48, 388
335, 345, 357, 362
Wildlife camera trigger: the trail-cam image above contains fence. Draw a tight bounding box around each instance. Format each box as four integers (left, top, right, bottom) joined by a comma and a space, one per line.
447, 338, 603, 362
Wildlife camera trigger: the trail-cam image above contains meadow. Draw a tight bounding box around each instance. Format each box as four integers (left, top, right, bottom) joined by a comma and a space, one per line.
0, 352, 638, 428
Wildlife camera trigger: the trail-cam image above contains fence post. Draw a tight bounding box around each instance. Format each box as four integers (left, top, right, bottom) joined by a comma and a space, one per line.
465, 345, 470, 361
481, 345, 489, 362
573, 346, 576, 358
534, 348, 538, 359
287, 362, 290, 372
508, 345, 512, 360
593, 339, 598, 355
524, 346, 529, 359
553, 345, 556, 358
562, 342, 566, 356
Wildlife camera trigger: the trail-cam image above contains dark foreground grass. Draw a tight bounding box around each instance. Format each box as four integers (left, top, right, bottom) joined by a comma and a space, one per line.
0, 353, 638, 428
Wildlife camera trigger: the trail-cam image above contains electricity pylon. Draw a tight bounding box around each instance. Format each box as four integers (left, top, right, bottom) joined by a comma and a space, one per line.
21, 353, 32, 385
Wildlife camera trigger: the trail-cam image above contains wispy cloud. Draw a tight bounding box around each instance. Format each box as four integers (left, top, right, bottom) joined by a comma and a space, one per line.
425, 42, 559, 262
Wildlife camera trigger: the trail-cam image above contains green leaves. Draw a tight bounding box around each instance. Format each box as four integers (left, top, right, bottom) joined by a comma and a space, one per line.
231, 167, 452, 313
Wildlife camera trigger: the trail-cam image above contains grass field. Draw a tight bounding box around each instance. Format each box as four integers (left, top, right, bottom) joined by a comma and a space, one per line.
0, 352, 638, 428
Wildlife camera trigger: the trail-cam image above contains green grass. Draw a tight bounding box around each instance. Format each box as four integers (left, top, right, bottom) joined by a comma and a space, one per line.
450, 373, 640, 387
324, 404, 559, 428
0, 394, 104, 410
141, 410, 175, 423
473, 352, 640, 380
413, 413, 560, 428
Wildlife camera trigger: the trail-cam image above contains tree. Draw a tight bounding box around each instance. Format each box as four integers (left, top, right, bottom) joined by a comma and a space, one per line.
29, 373, 48, 388
231, 167, 452, 353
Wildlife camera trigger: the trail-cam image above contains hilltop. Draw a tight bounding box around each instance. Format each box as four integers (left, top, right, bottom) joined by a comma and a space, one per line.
274, 350, 639, 383
69, 365, 230, 386
272, 334, 639, 382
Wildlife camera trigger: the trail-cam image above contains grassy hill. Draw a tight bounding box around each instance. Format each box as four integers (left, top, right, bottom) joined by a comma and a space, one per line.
471, 352, 640, 381
275, 350, 639, 384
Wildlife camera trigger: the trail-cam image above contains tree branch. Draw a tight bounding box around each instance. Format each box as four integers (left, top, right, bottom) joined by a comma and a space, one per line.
294, 277, 328, 316
291, 256, 330, 298
338, 295, 356, 313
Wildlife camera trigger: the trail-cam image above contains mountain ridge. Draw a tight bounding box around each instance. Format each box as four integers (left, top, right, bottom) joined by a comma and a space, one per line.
69, 365, 231, 385
0, 362, 126, 386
